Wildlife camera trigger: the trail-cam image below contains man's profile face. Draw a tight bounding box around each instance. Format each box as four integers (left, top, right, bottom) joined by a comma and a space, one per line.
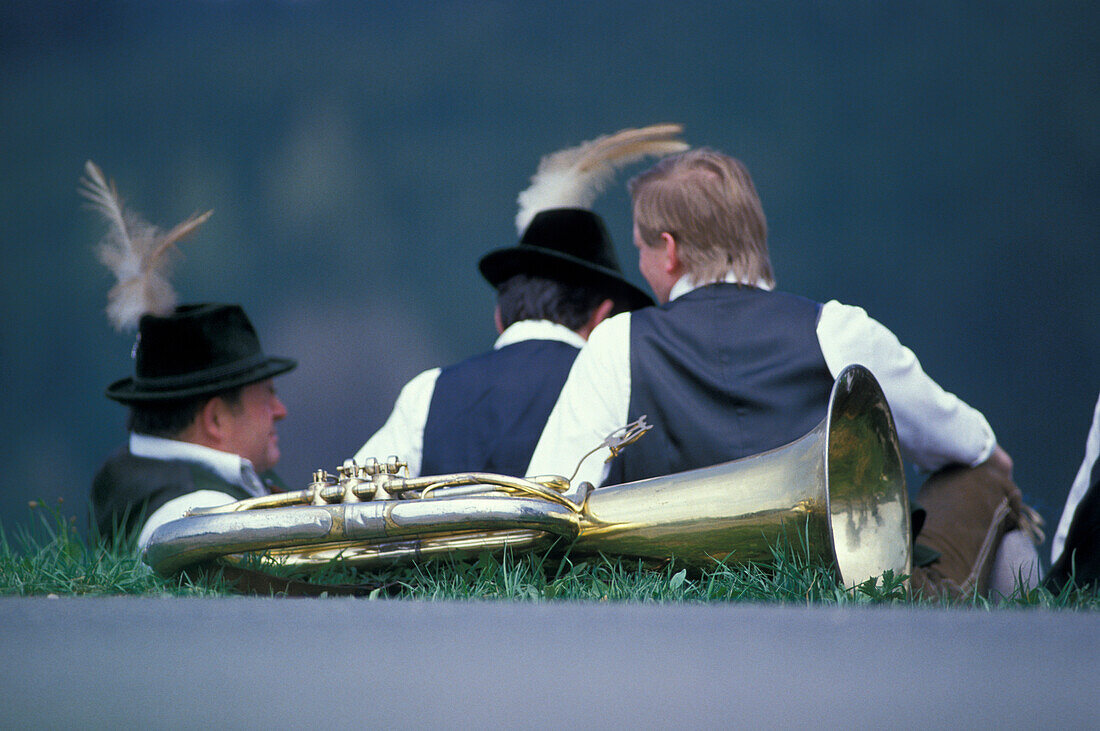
633, 223, 674, 304
219, 378, 287, 473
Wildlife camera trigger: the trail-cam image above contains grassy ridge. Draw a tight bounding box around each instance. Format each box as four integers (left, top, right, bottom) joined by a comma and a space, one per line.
3, 504, 1099, 608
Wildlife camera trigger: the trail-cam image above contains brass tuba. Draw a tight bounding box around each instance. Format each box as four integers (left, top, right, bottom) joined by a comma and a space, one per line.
143, 365, 911, 587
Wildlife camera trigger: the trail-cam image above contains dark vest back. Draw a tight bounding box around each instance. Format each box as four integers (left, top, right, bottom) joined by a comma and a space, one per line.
608, 284, 834, 485
421, 339, 580, 477
91, 447, 254, 539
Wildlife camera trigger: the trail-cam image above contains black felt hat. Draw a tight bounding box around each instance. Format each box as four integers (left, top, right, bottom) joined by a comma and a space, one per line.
478, 208, 654, 311
105, 303, 297, 403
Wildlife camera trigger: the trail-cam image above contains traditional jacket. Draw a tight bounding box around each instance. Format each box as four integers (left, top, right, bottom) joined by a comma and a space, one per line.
91, 447, 255, 539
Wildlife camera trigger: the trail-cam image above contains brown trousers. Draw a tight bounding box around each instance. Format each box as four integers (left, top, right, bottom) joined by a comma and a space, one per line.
908, 460, 1029, 601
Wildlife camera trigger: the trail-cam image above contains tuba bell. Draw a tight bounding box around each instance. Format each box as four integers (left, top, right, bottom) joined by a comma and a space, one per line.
144, 365, 911, 587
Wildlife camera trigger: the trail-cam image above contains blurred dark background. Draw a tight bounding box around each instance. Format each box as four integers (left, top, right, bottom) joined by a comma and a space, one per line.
1, 1, 1097, 565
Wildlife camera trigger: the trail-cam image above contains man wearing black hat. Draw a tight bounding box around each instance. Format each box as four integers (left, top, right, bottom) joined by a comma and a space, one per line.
353, 208, 652, 478
92, 304, 297, 545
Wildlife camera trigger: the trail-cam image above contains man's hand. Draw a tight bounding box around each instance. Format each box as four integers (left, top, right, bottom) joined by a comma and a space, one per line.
983, 444, 1041, 533
983, 445, 1044, 542
985, 444, 1014, 480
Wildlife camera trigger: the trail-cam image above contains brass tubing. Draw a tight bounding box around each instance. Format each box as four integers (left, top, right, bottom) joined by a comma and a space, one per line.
191, 473, 574, 515
220, 529, 557, 569
145, 496, 580, 576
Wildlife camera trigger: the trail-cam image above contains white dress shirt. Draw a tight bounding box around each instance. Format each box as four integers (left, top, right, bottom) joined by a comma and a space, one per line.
1051, 392, 1100, 563
528, 273, 996, 487
354, 319, 587, 477
131, 433, 268, 548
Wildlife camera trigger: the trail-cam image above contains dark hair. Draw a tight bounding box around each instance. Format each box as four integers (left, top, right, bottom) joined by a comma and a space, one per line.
496, 274, 617, 331
127, 385, 244, 438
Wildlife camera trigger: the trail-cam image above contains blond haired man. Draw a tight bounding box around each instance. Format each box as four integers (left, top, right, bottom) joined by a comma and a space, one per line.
529, 148, 1038, 599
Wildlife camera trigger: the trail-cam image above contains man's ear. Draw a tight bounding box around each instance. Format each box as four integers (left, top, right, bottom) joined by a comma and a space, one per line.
660, 232, 681, 275
197, 396, 230, 444
493, 305, 504, 335
591, 298, 615, 328
578, 298, 615, 340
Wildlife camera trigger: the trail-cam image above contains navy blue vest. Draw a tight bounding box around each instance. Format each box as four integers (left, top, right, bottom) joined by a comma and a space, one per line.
607, 284, 834, 485
421, 339, 580, 477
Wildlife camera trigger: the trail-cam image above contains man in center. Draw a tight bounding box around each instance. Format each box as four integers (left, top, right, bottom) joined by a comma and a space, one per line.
528, 147, 1040, 599
354, 207, 652, 477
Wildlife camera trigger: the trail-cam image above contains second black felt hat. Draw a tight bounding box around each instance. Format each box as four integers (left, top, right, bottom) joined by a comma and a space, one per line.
478, 208, 654, 311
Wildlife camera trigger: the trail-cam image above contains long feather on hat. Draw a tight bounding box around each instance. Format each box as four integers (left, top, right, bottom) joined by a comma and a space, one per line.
80, 160, 212, 331
515, 123, 689, 233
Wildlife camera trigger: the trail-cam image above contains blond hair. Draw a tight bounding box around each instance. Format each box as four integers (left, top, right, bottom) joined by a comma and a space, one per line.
628, 148, 773, 287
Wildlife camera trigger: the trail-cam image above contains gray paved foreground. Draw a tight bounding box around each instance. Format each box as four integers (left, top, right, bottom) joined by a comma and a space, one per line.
1, 597, 1096, 728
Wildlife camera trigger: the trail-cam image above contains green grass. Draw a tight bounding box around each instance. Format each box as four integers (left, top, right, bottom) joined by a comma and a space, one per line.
0, 502, 230, 597
3, 502, 1099, 609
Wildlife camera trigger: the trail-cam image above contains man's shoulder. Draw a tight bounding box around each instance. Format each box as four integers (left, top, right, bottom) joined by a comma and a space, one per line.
588, 310, 632, 342
93, 447, 242, 498
446, 338, 578, 373
693, 283, 823, 308
91, 447, 198, 536
438, 347, 501, 376
93, 447, 191, 493
639, 285, 824, 324
816, 299, 888, 337
91, 443, 257, 538
390, 366, 444, 405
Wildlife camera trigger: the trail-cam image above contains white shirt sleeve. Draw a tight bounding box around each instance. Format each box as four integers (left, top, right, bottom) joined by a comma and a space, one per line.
353, 367, 441, 478
1051, 392, 1100, 563
137, 489, 239, 549
816, 300, 996, 472
527, 313, 633, 487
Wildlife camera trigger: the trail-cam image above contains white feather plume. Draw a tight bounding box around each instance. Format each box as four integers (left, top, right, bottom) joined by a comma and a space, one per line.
515, 123, 689, 233
80, 160, 212, 331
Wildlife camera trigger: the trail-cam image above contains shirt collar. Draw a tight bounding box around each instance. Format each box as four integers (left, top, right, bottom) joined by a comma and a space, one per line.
493, 319, 587, 350
668, 272, 775, 302
129, 432, 265, 497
